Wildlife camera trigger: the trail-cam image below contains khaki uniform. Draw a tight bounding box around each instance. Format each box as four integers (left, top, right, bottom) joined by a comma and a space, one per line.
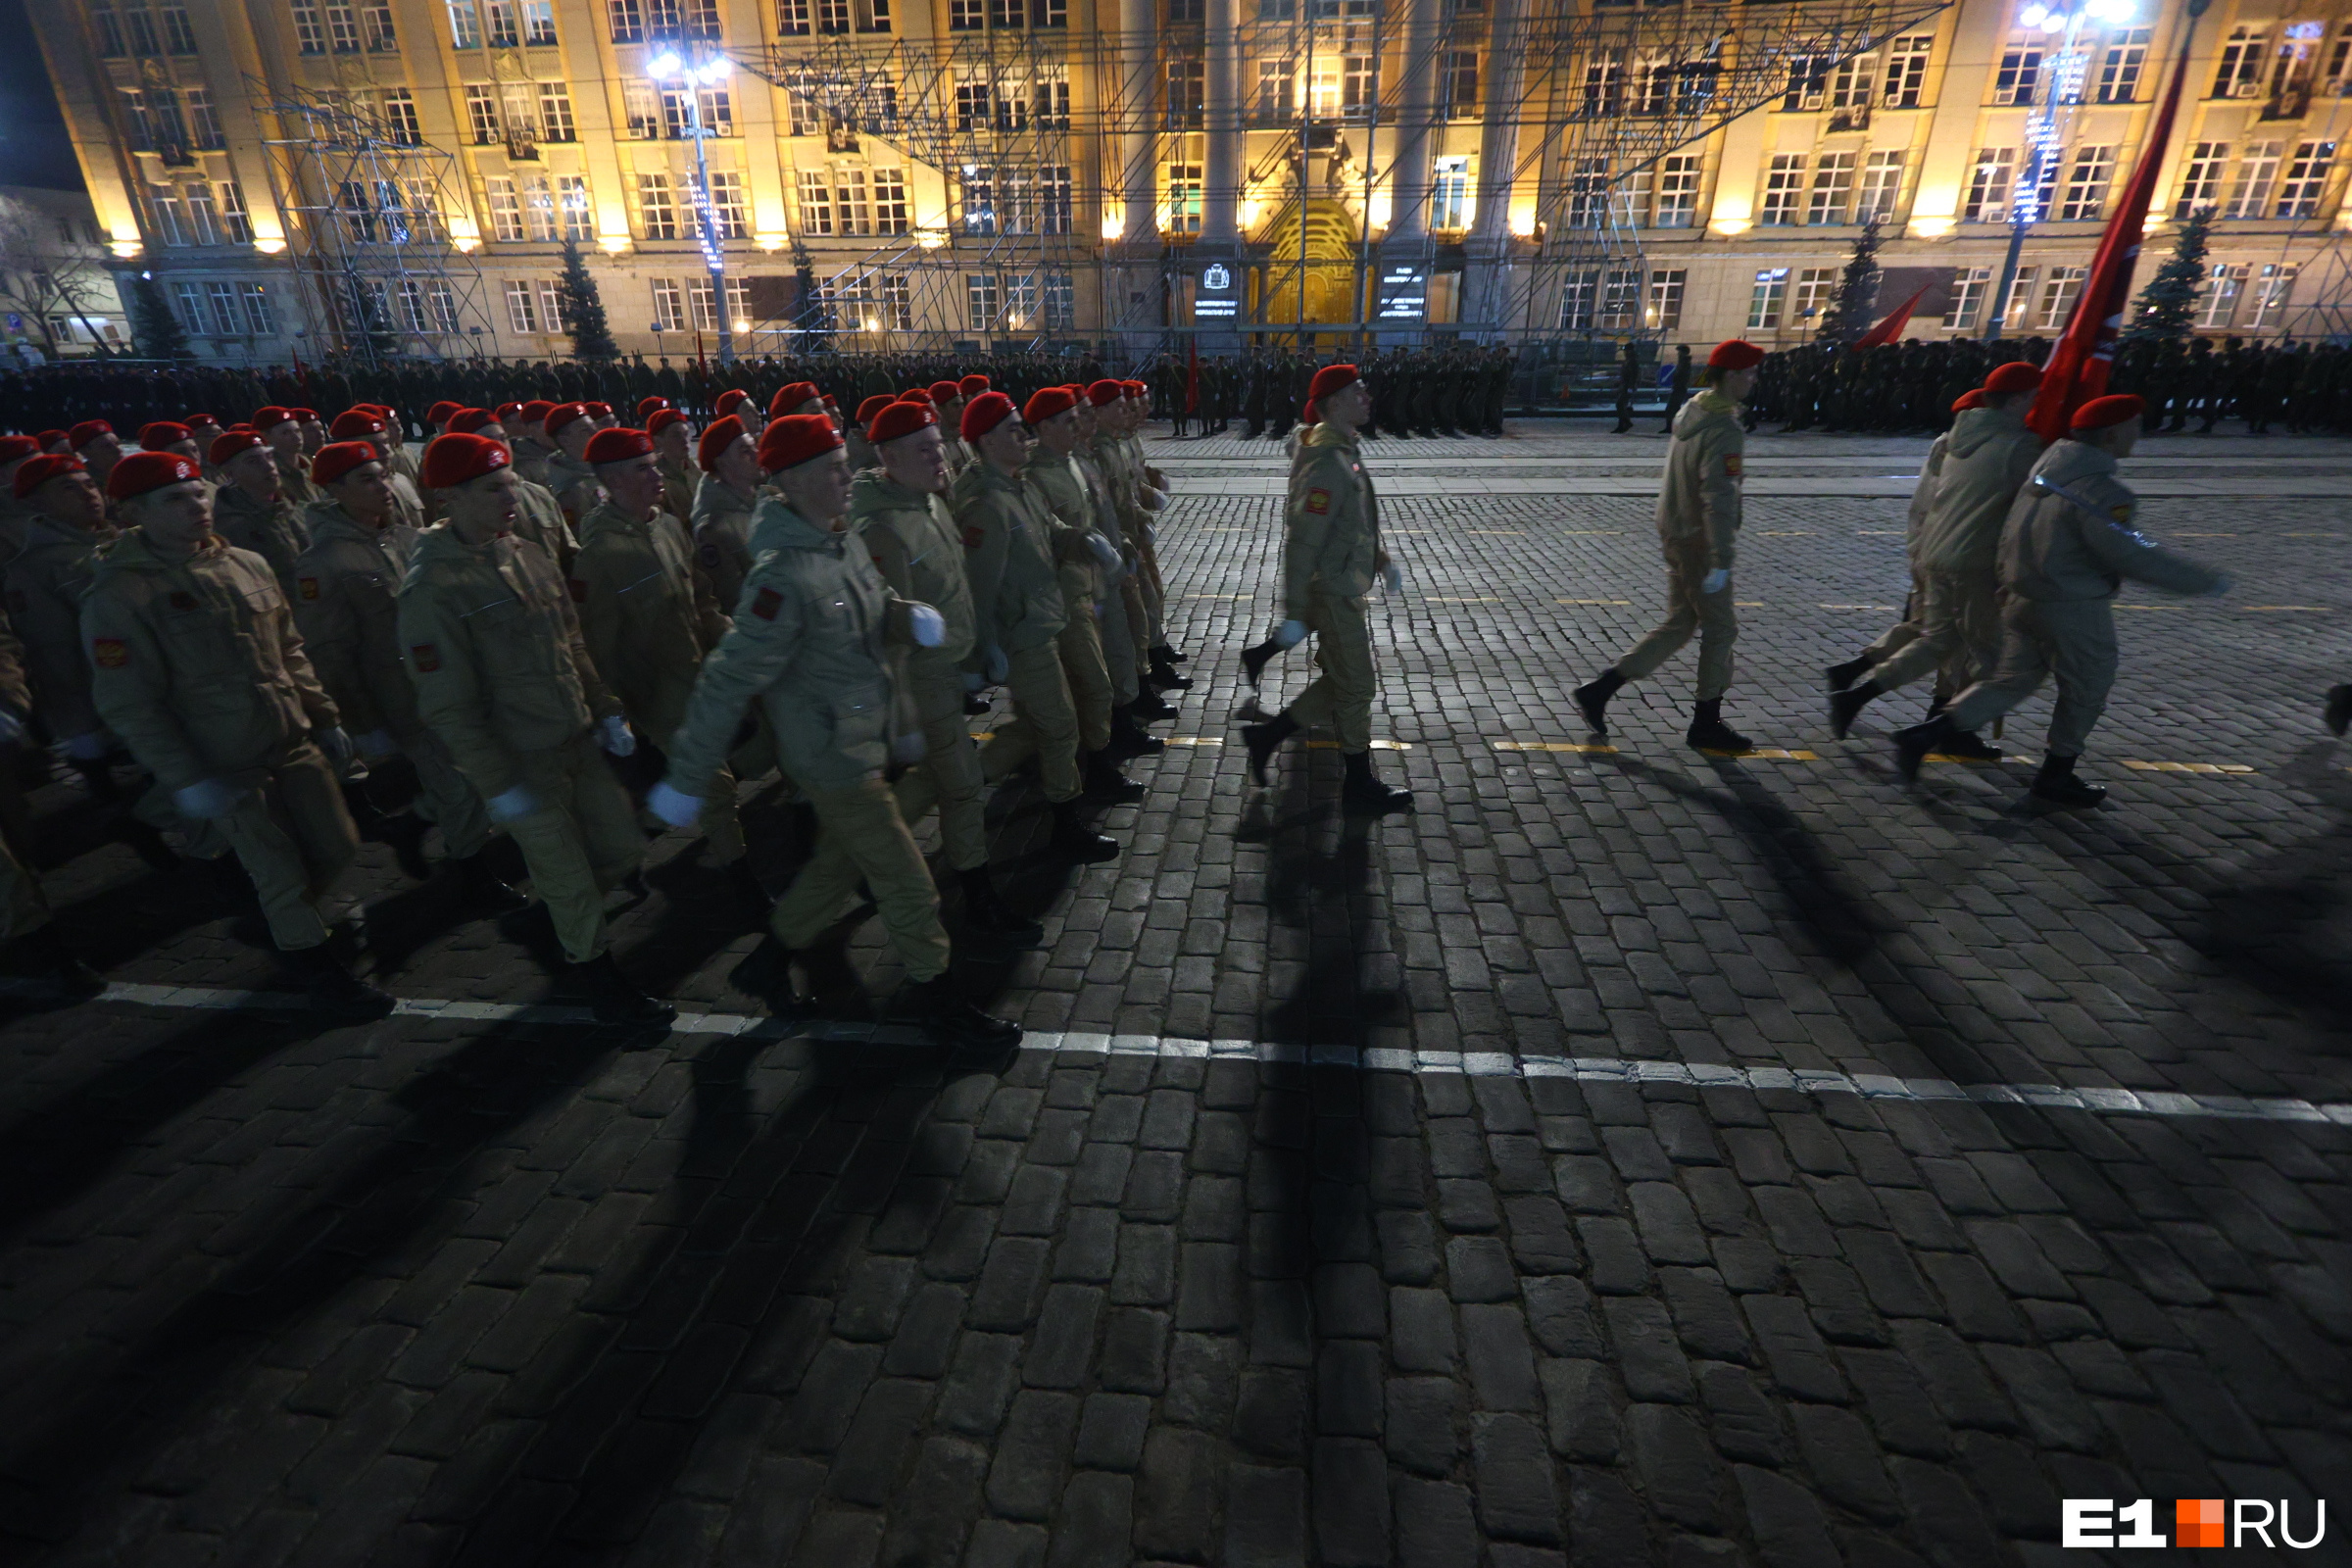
397, 526, 640, 963
0, 499, 35, 572
1944, 441, 2222, 757
5, 514, 112, 745
1860, 431, 1951, 667
272, 452, 319, 511
214, 483, 312, 601
956, 461, 1082, 804
544, 449, 606, 529
1279, 422, 1382, 753
1086, 434, 1154, 678
291, 502, 489, 860
573, 501, 742, 862
1870, 407, 2041, 698
1070, 447, 1142, 705
664, 499, 950, 981
510, 436, 556, 489
658, 456, 698, 529
690, 475, 760, 613
512, 476, 577, 572
1616, 391, 1742, 700
1022, 449, 1121, 752
0, 607, 51, 943
81, 530, 355, 952
1118, 430, 1170, 646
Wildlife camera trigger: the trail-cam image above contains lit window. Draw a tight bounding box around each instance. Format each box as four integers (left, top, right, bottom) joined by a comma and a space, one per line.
2249, 263, 2299, 328
637, 173, 678, 239
1883, 35, 1931, 106
1653, 154, 1700, 227
2213, 25, 2267, 97
1645, 269, 1685, 330
1746, 268, 1788, 330
2224, 140, 2282, 218
2277, 140, 2336, 218
1433, 156, 1470, 229
966, 272, 999, 332
506, 278, 541, 333
1964, 148, 2015, 221
1992, 40, 2041, 105
1759, 153, 1805, 224
2037, 265, 2087, 329
2097, 26, 2150, 102
1806, 151, 1855, 224
650, 277, 686, 331
1859, 150, 1905, 220
2058, 145, 2114, 220
2175, 142, 2228, 218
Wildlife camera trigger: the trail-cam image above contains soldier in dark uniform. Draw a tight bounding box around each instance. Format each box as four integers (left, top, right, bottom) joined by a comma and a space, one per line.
1660, 344, 1692, 434
1613, 341, 1639, 434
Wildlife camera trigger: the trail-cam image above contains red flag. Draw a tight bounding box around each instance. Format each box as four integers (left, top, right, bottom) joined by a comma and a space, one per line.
1852, 285, 1932, 351
2026, 22, 2196, 442
1186, 338, 1200, 415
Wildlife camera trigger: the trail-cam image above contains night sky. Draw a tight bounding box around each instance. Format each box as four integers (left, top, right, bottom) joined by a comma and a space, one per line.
0, 0, 82, 191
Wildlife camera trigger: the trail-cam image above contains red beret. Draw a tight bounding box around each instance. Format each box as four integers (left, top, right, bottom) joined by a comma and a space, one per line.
856, 393, 896, 428
1023, 386, 1079, 425
1707, 340, 1767, 371
635, 396, 672, 420
446, 407, 500, 435
107, 450, 203, 502
419, 433, 512, 489
137, 421, 191, 450
585, 426, 656, 465
291, 408, 320, 421
357, 404, 391, 417
1305, 366, 1357, 406
713, 388, 753, 419
210, 430, 268, 466
1983, 361, 2043, 395
68, 420, 114, 449
900, 387, 935, 408
1086, 380, 1125, 408
2069, 393, 2145, 432
0, 435, 39, 464
869, 400, 938, 445
520, 400, 555, 425
1951, 389, 1986, 414
544, 402, 590, 438
758, 413, 845, 472
960, 391, 1018, 444
496, 401, 524, 423
35, 429, 68, 452
311, 441, 382, 487
12, 453, 83, 500
330, 409, 387, 442
929, 380, 962, 404
426, 401, 462, 426
958, 373, 991, 398
582, 401, 613, 419
769, 381, 822, 417
1123, 379, 1146, 397
822, 394, 840, 412
647, 408, 690, 438
252, 407, 296, 431
184, 413, 219, 428
698, 415, 748, 471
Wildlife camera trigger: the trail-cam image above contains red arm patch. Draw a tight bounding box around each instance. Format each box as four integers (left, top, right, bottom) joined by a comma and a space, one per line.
1304, 488, 1332, 514
1724, 455, 1743, 477
750, 586, 783, 621
962, 524, 986, 549
409, 643, 441, 672
91, 637, 127, 669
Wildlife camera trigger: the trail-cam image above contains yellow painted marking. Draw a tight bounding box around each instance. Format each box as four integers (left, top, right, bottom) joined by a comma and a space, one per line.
2248, 605, 2335, 612
1698, 748, 1820, 760
1819, 604, 1898, 612
1735, 602, 1765, 608
1555, 599, 1633, 606
1306, 739, 1412, 750
1495, 741, 1618, 755
2122, 760, 2256, 775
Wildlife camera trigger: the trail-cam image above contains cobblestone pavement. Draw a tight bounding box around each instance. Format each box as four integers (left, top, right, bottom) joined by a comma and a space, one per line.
1, 427, 2347, 1566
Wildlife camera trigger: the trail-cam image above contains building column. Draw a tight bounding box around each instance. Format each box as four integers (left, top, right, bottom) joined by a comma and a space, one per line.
1459, 0, 1523, 337
1119, 0, 1160, 248
1200, 0, 1243, 244
1383, 0, 1444, 246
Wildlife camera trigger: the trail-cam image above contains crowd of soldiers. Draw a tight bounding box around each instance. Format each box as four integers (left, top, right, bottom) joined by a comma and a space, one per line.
1145, 345, 1516, 441
0, 372, 1198, 1047
1750, 332, 2352, 436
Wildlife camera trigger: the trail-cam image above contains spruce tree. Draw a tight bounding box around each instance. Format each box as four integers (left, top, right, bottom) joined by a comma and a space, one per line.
2124, 207, 2212, 340
1817, 218, 1884, 344
124, 270, 193, 360
557, 240, 619, 360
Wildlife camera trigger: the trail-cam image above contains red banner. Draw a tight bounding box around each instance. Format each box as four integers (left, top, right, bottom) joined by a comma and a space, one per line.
1853, 285, 1932, 350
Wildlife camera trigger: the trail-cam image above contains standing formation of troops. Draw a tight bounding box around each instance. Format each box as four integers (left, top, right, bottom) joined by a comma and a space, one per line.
1152, 346, 1517, 442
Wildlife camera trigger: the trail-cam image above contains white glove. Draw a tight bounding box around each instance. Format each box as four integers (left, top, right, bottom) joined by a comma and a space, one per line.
485, 784, 540, 823
2205, 572, 2233, 597
356, 728, 399, 760
1087, 533, 1121, 570
63, 731, 112, 761
172, 778, 245, 819
1273, 618, 1308, 650
906, 604, 946, 648
597, 715, 637, 757
983, 645, 1009, 684
315, 725, 355, 768
1382, 561, 1404, 595
0, 710, 21, 746
646, 780, 703, 827
1700, 567, 1731, 595
1139, 486, 1165, 513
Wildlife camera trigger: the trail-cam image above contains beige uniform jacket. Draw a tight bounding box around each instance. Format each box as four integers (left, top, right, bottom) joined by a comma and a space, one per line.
544, 449, 607, 527
1904, 434, 1951, 564
1023, 450, 1116, 609
396, 524, 619, 800
1997, 441, 2224, 604
691, 475, 760, 613
658, 457, 698, 528
272, 453, 318, 511
849, 471, 978, 677
952, 461, 1067, 657
509, 436, 555, 488
4, 514, 113, 740
80, 529, 339, 792
1282, 423, 1380, 619
1915, 408, 2044, 576
572, 502, 727, 743
216, 484, 312, 600
290, 504, 424, 741
1657, 392, 1744, 570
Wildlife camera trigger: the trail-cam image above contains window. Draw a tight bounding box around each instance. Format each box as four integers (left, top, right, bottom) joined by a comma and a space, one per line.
1256, 59, 1298, 122
1993, 40, 2041, 105
506, 278, 542, 333
325, 2, 363, 51
688, 278, 749, 332
361, 1, 395, 47
1943, 266, 1991, 329
379, 88, 419, 146
466, 85, 501, 144
778, 0, 809, 30
1645, 269, 1685, 330
874, 168, 907, 232
2225, 140, 2281, 218
402, 179, 446, 242
1031, 0, 1061, 25
1859, 150, 1905, 220
949, 0, 982, 26
524, 0, 556, 41
2175, 141, 2228, 217
1964, 148, 2015, 221
1044, 270, 1073, 327
1790, 267, 1836, 328
1445, 51, 1478, 118
1166, 58, 1203, 128
220, 181, 254, 243
637, 172, 678, 238
610, 0, 643, 39
2250, 263, 2298, 329
1165, 165, 1202, 232
1558, 270, 1597, 330
1829, 54, 1875, 110
1654, 154, 1700, 227
539, 279, 567, 330
291, 0, 324, 50
1344, 50, 1375, 116
661, 87, 733, 137
2278, 140, 2335, 218
2199, 262, 2247, 326
2059, 145, 2114, 220
486, 175, 524, 241
1041, 165, 1071, 234
1883, 34, 1931, 106
450, 0, 480, 45
797, 170, 834, 234
241, 283, 276, 335
706, 170, 747, 237
1433, 156, 1469, 229
187, 88, 224, 150
1035, 69, 1070, 128
650, 277, 686, 330
95, 2, 126, 55
788, 89, 819, 136
147, 185, 186, 245
1781, 54, 1827, 110
184, 182, 220, 245
1747, 268, 1788, 330
1995, 265, 2037, 328
521, 173, 559, 240
560, 174, 593, 240
877, 273, 911, 329
206, 281, 240, 336
1806, 151, 1855, 224
2096, 26, 2150, 103
966, 273, 999, 332
2214, 25, 2267, 97
1168, 0, 1201, 19
2036, 265, 2085, 328
817, 0, 850, 29
161, 5, 198, 51
485, 0, 519, 45
539, 84, 575, 141
1633, 54, 1673, 117
1759, 153, 1805, 224
1584, 51, 1624, 115
172, 280, 204, 332
990, 0, 1022, 24
1596, 269, 1641, 330
1005, 271, 1039, 328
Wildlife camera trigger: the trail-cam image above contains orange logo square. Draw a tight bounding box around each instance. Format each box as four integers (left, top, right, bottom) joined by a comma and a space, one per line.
1724, 455, 1744, 477
1304, 488, 1331, 514
2176, 1498, 2225, 1547
90, 637, 127, 669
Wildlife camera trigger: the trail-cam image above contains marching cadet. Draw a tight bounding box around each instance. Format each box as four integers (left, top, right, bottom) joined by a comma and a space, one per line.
79, 451, 392, 1020
1827, 388, 1977, 702
930, 381, 968, 463
397, 432, 671, 1027
649, 409, 699, 523
1084, 382, 1169, 723
572, 424, 748, 878
712, 389, 755, 425
847, 395, 893, 472
645, 415, 1021, 1048
1068, 391, 1149, 727
845, 398, 1041, 939
1895, 395, 2229, 807
185, 415, 225, 473
444, 407, 575, 568
291, 441, 521, 911
769, 381, 824, 421
1832, 364, 2045, 754
1116, 379, 1190, 688
0, 434, 38, 565
1239, 364, 1413, 811
292, 410, 327, 462
956, 391, 1120, 861
541, 403, 607, 526
0, 603, 103, 996
137, 422, 201, 465
362, 405, 428, 497
1573, 339, 1765, 754
210, 429, 311, 599
329, 410, 425, 531
509, 401, 558, 486
254, 408, 318, 509
691, 415, 760, 612
8, 455, 120, 783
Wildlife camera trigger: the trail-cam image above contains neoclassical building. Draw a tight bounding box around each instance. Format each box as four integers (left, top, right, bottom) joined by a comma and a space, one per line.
25, 0, 2352, 362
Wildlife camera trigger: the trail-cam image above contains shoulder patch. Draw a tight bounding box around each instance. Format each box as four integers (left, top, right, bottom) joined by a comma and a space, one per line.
298, 576, 319, 601
962, 524, 986, 549
1724, 455, 1743, 477
91, 637, 127, 669
751, 585, 784, 621
409, 642, 441, 672
1304, 488, 1332, 514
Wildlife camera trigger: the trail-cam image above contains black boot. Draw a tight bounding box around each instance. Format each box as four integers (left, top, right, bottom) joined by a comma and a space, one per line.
20, 924, 103, 999
1342, 751, 1413, 812
379, 809, 433, 882
1240, 638, 1282, 689
1573, 669, 1624, 737
901, 973, 1023, 1051
70, 759, 122, 804
1825, 654, 1875, 694
1891, 714, 1954, 784
1936, 730, 2004, 762
1829, 679, 1880, 740
2030, 752, 2108, 809
1242, 712, 1299, 784
2328, 684, 2352, 737
1049, 800, 1119, 862
1130, 689, 1177, 722
1085, 749, 1147, 803
1107, 710, 1165, 757
1686, 699, 1752, 754
452, 852, 529, 913
574, 952, 677, 1028
964, 691, 993, 716
113, 814, 180, 874
1149, 651, 1193, 690
287, 946, 397, 1022
1151, 643, 1188, 665
958, 867, 1044, 944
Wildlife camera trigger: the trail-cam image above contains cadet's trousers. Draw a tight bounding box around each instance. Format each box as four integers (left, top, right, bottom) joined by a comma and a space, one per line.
216, 740, 360, 953
1614, 533, 1738, 702
503, 731, 646, 964
1134, 529, 1167, 644
874, 664, 990, 873
769, 775, 953, 982
1056, 608, 1116, 755
1941, 596, 2118, 759
1862, 572, 1928, 663
403, 726, 492, 861
1283, 587, 1375, 754
1098, 578, 1142, 706
1867, 568, 2001, 700
980, 643, 1085, 805
642, 692, 744, 866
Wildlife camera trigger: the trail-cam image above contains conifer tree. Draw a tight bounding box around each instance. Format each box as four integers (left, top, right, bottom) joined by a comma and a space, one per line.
2124, 206, 2213, 340
124, 270, 193, 360
558, 239, 619, 360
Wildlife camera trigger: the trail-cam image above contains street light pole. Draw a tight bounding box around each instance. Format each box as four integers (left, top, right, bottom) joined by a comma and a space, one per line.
1984, 0, 2131, 339
651, 46, 734, 366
